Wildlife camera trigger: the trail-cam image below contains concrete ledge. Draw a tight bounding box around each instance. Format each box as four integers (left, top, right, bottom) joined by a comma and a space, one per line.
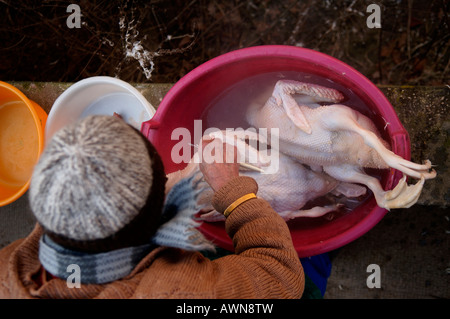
378, 86, 449, 207
8, 82, 449, 207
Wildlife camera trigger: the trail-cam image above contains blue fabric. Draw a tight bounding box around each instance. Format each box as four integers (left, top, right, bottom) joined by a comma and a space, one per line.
300, 253, 332, 297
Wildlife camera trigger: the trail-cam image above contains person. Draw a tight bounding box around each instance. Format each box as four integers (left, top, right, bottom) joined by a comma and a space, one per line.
0, 115, 304, 299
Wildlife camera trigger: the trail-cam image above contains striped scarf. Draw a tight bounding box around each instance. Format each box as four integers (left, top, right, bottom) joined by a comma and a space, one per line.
38, 173, 215, 284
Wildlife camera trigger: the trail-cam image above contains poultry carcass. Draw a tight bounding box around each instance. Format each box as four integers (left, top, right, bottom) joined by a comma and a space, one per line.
246, 80, 436, 210
166, 131, 367, 222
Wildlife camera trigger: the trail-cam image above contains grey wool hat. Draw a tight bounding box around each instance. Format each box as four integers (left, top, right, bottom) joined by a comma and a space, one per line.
29, 115, 167, 252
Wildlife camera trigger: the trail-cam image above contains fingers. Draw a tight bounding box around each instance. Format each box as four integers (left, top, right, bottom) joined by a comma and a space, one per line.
198, 135, 240, 192
200, 135, 239, 165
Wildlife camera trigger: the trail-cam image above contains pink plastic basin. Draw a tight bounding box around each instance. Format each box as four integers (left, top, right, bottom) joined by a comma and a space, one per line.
141, 45, 409, 257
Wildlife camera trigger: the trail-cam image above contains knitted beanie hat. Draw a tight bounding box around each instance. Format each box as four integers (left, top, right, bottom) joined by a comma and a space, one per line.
29, 115, 167, 253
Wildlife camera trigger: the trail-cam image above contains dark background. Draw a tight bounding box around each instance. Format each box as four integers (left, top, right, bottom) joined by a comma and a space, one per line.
1, 0, 448, 85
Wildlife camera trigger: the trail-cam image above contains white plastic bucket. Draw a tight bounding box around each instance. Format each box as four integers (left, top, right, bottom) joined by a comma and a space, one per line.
46, 76, 156, 142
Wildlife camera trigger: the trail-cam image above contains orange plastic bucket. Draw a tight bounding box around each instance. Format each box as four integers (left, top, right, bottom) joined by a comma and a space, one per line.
0, 81, 47, 206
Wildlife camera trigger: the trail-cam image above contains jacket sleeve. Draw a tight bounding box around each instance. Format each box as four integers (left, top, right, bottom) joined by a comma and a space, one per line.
210, 176, 305, 299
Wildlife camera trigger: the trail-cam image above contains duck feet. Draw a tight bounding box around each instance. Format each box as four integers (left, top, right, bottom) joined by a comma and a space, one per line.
378, 175, 425, 210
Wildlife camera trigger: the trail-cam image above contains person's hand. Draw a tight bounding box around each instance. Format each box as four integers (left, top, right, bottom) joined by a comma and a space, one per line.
199, 136, 239, 192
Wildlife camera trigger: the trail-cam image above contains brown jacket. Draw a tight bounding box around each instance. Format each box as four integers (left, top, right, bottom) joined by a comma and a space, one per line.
0, 176, 304, 299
